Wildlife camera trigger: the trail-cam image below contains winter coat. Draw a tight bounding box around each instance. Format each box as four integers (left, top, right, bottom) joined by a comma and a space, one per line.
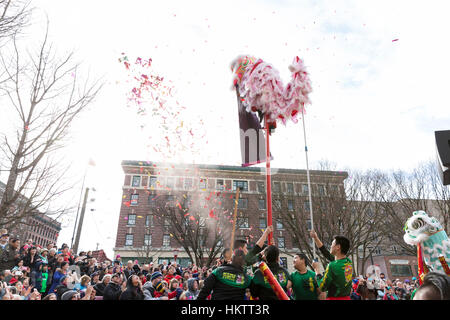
47, 270, 65, 294
103, 282, 122, 300
0, 244, 19, 271
119, 276, 144, 300
184, 278, 200, 300
142, 281, 157, 300
93, 282, 107, 296
123, 267, 135, 280
55, 284, 70, 300
23, 253, 42, 271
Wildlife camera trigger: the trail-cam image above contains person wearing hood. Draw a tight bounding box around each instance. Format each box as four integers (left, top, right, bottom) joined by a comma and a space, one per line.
119, 274, 144, 300
250, 245, 291, 300
142, 271, 169, 300
197, 248, 251, 300
39, 249, 49, 265
93, 274, 111, 297
184, 278, 200, 300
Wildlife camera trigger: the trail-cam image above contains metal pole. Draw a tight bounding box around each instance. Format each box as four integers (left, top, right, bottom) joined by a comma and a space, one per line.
73, 187, 89, 254
230, 187, 240, 252
265, 114, 273, 245
71, 167, 88, 248
301, 108, 315, 258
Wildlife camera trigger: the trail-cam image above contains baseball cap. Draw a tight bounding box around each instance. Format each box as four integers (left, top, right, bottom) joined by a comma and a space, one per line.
412, 277, 417, 281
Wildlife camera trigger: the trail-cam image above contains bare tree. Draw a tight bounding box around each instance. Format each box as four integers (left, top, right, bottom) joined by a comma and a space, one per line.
153, 190, 232, 267
0, 27, 103, 231
0, 0, 31, 42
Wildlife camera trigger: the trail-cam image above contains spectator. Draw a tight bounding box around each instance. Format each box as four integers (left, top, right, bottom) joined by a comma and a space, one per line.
142, 271, 168, 300
94, 274, 111, 297
413, 272, 450, 300
119, 274, 144, 300
0, 238, 20, 272
103, 273, 125, 300
185, 278, 200, 300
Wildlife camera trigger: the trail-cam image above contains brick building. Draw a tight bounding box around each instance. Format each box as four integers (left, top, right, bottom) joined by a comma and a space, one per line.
0, 181, 61, 247
113, 161, 348, 272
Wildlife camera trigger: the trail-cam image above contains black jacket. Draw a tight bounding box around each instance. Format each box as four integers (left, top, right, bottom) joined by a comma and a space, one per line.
197, 264, 251, 300
119, 287, 144, 300
93, 282, 107, 296
103, 282, 122, 300
55, 284, 70, 300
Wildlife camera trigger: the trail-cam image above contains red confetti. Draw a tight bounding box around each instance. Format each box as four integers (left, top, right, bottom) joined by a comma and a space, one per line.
392, 39, 399, 42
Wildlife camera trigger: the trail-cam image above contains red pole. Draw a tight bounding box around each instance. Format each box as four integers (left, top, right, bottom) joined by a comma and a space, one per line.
264, 114, 273, 245
259, 261, 289, 300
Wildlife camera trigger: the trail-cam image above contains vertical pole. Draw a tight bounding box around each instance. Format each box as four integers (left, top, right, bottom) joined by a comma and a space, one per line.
71, 166, 88, 248
73, 187, 89, 254
301, 108, 315, 258
265, 114, 273, 245
230, 187, 240, 252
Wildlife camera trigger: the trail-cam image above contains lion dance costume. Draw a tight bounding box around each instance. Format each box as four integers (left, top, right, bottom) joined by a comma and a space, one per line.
403, 210, 450, 283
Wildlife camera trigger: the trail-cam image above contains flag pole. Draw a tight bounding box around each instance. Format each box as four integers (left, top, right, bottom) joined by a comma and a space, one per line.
265, 114, 274, 245
301, 107, 315, 258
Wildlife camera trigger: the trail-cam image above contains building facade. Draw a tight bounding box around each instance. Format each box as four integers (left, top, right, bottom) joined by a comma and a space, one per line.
113, 161, 348, 272
0, 181, 61, 247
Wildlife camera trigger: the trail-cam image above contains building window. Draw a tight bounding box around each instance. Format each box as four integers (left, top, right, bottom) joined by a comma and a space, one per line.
273, 182, 281, 193
318, 184, 326, 196
163, 235, 171, 247
390, 264, 412, 277
304, 201, 310, 212
278, 237, 285, 248
287, 199, 294, 211
258, 199, 266, 210
216, 179, 224, 190
287, 183, 294, 194
233, 180, 248, 192
130, 194, 139, 206
125, 234, 133, 246
257, 182, 265, 193
131, 176, 141, 187
145, 215, 154, 227
276, 218, 284, 230
259, 218, 267, 229
238, 217, 249, 229
184, 178, 193, 190
127, 214, 136, 225
148, 194, 157, 207
149, 176, 158, 189
320, 201, 327, 211
274, 199, 282, 210
144, 234, 152, 246
238, 198, 248, 209
166, 177, 174, 189
166, 195, 175, 207
302, 184, 309, 195
199, 178, 207, 190
164, 218, 171, 227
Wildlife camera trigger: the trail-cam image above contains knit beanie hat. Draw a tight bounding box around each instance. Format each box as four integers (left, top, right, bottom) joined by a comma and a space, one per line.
151, 271, 163, 281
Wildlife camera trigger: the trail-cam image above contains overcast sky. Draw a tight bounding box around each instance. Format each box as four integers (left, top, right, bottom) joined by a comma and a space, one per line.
1, 0, 450, 258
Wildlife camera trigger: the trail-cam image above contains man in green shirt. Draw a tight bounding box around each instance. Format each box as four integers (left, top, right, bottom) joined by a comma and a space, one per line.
310, 230, 353, 300
288, 253, 319, 300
